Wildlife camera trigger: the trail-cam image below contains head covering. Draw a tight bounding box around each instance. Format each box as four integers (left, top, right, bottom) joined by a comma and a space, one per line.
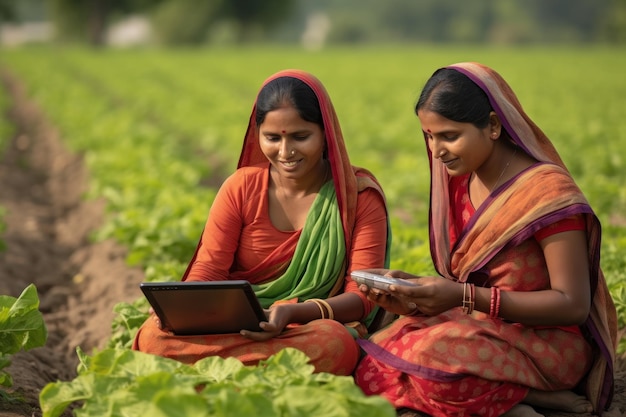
238, 69, 388, 269
427, 62, 617, 413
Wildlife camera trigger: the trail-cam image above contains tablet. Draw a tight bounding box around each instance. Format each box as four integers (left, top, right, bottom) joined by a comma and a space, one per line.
139, 280, 266, 335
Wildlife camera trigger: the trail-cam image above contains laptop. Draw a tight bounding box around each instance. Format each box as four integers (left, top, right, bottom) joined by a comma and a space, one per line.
139, 280, 266, 335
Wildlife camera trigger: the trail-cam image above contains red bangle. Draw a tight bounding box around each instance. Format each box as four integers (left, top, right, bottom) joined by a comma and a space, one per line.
495, 287, 501, 318
489, 286, 501, 318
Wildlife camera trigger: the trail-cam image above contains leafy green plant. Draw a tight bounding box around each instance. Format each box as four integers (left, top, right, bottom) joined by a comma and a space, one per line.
107, 298, 149, 350
0, 284, 47, 388
40, 347, 395, 417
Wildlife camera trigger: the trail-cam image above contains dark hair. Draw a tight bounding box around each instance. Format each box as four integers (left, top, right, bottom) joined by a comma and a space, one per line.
415, 68, 492, 129
255, 77, 323, 128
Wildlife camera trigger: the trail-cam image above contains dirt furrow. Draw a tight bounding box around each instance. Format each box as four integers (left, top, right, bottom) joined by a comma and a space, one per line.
0, 69, 144, 416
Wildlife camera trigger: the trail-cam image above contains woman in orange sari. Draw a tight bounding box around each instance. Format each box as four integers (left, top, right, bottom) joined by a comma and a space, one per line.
354, 63, 617, 416
133, 69, 391, 376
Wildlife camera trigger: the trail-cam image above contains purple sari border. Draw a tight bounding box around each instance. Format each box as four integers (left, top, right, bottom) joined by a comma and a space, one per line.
451, 162, 548, 255
470, 202, 594, 275
585, 317, 615, 411
357, 338, 465, 383
512, 206, 594, 244
446, 65, 532, 157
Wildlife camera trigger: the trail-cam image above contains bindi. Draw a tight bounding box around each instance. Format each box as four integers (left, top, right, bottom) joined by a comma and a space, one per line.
281, 130, 286, 134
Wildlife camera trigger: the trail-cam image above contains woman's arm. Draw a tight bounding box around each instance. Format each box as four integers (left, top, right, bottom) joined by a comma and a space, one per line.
386, 229, 592, 326
491, 229, 591, 325
243, 188, 388, 341
329, 188, 389, 323
185, 174, 243, 281
270, 188, 388, 325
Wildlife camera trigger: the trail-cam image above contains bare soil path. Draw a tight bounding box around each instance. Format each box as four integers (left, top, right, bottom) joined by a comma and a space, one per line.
0, 70, 145, 416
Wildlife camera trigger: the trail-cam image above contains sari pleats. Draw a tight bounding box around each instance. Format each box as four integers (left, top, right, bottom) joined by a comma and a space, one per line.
356, 307, 592, 416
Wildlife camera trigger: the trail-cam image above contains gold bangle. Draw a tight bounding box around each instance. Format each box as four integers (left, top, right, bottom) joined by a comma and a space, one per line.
315, 298, 334, 321
304, 299, 326, 319
304, 298, 334, 320
462, 282, 475, 315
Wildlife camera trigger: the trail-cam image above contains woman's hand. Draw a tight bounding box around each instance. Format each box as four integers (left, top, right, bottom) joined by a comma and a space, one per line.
149, 306, 175, 333
389, 274, 462, 316
240, 305, 290, 341
357, 269, 422, 315
360, 270, 462, 316
148, 306, 162, 328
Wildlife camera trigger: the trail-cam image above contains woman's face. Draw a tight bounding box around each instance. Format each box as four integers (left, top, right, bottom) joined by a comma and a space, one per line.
258, 105, 326, 181
418, 109, 496, 177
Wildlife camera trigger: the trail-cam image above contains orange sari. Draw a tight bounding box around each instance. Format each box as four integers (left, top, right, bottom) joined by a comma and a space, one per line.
355, 63, 617, 416
133, 70, 391, 376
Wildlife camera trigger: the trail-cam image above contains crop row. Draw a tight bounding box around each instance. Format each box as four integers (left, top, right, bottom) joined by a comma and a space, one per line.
1, 45, 624, 346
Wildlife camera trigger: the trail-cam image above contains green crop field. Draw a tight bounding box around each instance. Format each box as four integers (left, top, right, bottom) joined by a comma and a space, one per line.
1, 45, 624, 415
3, 44, 625, 326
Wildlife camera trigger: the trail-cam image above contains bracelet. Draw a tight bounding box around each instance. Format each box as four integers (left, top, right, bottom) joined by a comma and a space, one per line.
495, 287, 501, 317
304, 298, 334, 320
462, 282, 475, 314
489, 286, 501, 318
315, 298, 335, 321
304, 299, 326, 319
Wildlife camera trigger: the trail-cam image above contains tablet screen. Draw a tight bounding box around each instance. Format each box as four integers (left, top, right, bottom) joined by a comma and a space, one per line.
140, 280, 266, 335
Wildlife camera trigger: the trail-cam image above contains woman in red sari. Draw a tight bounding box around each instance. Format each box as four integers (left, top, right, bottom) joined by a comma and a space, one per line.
354, 63, 617, 416
133, 70, 391, 376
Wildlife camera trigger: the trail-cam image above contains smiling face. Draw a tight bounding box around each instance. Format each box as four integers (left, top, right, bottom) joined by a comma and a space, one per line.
418, 109, 496, 177
258, 105, 326, 181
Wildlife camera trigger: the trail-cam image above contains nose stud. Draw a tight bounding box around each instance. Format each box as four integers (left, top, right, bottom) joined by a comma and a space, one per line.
290, 150, 295, 156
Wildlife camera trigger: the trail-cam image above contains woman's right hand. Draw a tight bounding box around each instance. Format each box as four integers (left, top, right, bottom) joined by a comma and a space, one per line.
240, 304, 290, 341
361, 270, 461, 317
386, 273, 463, 316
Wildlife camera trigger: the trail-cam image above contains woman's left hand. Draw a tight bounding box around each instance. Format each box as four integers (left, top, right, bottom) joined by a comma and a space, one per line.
389, 275, 462, 316
362, 271, 462, 316
239, 305, 290, 341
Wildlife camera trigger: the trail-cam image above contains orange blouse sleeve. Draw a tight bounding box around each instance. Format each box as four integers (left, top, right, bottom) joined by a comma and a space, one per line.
185, 169, 257, 282
344, 187, 389, 318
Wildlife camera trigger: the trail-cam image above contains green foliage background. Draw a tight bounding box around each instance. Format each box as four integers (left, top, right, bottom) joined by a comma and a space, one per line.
0, 85, 11, 252
1, 45, 624, 353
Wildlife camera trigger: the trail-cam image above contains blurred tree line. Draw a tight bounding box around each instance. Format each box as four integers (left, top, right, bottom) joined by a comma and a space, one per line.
1, 0, 625, 46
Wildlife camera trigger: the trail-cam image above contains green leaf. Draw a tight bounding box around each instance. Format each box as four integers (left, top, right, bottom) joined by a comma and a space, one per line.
193, 355, 245, 382
0, 284, 47, 387
0, 284, 48, 352
80, 348, 191, 378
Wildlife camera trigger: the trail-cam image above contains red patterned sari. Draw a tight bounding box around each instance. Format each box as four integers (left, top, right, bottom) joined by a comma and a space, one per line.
354, 63, 617, 416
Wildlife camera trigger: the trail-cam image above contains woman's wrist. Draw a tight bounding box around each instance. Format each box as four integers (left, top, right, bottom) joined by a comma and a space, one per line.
304, 298, 335, 320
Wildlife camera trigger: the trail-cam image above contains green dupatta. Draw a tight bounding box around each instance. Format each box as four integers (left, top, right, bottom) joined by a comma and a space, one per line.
252, 180, 345, 308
